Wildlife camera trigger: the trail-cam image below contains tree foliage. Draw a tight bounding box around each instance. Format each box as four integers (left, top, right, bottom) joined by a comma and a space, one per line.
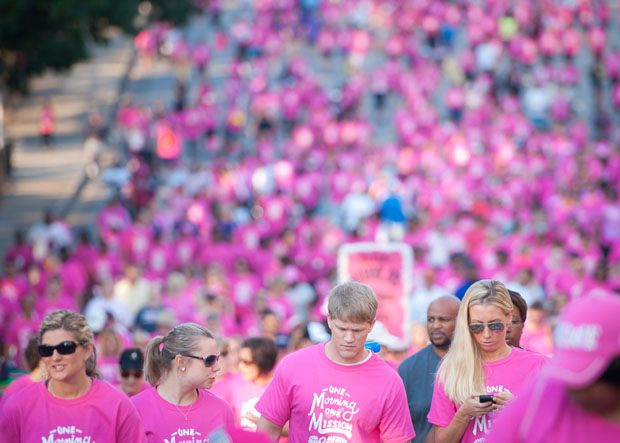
0, 0, 199, 93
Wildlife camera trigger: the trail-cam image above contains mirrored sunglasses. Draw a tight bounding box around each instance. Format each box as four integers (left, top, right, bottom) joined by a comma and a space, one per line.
468, 322, 505, 334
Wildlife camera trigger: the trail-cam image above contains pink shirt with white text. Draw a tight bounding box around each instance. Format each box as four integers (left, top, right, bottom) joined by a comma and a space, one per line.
255, 343, 415, 443
428, 347, 546, 443
131, 386, 234, 443
0, 379, 145, 442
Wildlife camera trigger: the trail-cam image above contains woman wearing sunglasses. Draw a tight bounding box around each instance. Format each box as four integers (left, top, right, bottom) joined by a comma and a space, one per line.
428, 280, 547, 443
0, 310, 145, 441
131, 322, 234, 442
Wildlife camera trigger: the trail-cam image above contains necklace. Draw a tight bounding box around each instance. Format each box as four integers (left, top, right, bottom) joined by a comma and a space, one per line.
175, 402, 193, 421
173, 390, 198, 421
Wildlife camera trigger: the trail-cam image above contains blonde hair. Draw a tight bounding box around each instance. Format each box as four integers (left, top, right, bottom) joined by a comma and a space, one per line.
328, 281, 378, 324
145, 322, 214, 385
39, 310, 101, 379
436, 280, 512, 404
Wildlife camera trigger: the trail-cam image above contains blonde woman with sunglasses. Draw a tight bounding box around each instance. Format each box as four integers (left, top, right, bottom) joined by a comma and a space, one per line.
131, 322, 234, 442
428, 280, 547, 443
0, 310, 145, 442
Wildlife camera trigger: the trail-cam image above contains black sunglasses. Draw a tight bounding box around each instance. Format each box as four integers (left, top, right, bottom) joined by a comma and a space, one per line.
182, 352, 220, 368
468, 322, 505, 334
121, 370, 144, 378
38, 341, 85, 357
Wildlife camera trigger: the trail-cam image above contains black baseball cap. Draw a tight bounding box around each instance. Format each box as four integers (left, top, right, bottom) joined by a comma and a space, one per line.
119, 348, 144, 371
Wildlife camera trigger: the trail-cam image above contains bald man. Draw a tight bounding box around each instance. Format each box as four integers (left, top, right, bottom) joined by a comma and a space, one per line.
398, 295, 460, 443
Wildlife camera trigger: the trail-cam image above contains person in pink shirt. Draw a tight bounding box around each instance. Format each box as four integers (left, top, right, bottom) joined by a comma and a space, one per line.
488, 291, 620, 443
209, 337, 242, 403
0, 310, 145, 441
6, 294, 40, 369
3, 230, 34, 273
35, 275, 79, 318
131, 323, 235, 442
428, 280, 546, 443
0, 334, 45, 412
231, 337, 278, 430
256, 281, 415, 442
96, 328, 123, 386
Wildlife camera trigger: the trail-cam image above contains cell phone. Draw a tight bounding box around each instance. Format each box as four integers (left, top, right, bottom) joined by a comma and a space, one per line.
479, 395, 494, 403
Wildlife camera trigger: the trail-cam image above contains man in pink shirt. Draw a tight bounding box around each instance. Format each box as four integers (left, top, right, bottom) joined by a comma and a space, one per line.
256, 281, 415, 442
488, 291, 620, 442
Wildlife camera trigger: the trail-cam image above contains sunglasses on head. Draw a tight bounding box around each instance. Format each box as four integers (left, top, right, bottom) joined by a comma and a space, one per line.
121, 370, 144, 379
38, 341, 85, 357
181, 352, 220, 368
468, 322, 505, 334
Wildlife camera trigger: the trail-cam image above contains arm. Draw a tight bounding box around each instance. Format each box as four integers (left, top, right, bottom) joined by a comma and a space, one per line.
257, 415, 283, 440
434, 396, 493, 443
424, 426, 435, 443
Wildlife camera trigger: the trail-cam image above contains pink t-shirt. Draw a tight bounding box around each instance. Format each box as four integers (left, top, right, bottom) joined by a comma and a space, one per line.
230, 378, 270, 430
0, 379, 145, 442
255, 343, 415, 443
487, 376, 620, 443
0, 374, 35, 412
428, 347, 547, 443
131, 386, 235, 443
210, 372, 243, 405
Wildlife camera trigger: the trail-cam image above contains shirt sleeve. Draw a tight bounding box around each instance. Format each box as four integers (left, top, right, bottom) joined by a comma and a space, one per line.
255, 361, 291, 427
427, 379, 457, 427
116, 395, 147, 442
379, 376, 416, 443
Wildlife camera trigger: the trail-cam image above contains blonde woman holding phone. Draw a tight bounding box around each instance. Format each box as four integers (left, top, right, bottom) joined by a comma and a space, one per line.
428, 280, 546, 443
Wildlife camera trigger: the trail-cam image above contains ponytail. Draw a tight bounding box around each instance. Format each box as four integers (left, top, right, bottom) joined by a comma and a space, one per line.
145, 336, 166, 386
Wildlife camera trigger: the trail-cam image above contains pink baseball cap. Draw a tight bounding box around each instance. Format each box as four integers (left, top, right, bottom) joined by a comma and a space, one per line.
545, 291, 620, 388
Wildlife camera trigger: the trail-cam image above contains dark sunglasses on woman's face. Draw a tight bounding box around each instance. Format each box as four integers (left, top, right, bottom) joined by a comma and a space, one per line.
38, 341, 85, 357
121, 370, 144, 379
182, 352, 220, 368
468, 322, 505, 334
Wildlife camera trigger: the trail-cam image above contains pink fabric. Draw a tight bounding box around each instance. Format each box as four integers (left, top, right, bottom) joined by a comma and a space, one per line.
428, 348, 546, 443
229, 378, 270, 430
131, 386, 235, 443
487, 376, 620, 443
98, 355, 120, 386
5, 314, 40, 369
122, 224, 153, 265
0, 276, 28, 308
210, 372, 243, 405
0, 375, 36, 412
35, 294, 79, 318
4, 245, 34, 272
0, 379, 145, 441
255, 343, 415, 443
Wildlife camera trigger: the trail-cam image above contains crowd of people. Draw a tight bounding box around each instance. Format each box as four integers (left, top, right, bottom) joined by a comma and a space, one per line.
2, 0, 620, 441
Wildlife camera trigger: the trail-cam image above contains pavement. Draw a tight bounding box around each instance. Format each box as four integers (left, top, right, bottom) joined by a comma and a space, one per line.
0, 29, 136, 259
0, 5, 240, 265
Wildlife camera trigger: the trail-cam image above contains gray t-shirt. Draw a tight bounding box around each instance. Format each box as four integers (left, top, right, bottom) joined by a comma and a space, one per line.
397, 345, 442, 443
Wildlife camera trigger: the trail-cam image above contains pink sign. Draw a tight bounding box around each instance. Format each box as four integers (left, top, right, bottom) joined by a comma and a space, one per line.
338, 243, 413, 343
